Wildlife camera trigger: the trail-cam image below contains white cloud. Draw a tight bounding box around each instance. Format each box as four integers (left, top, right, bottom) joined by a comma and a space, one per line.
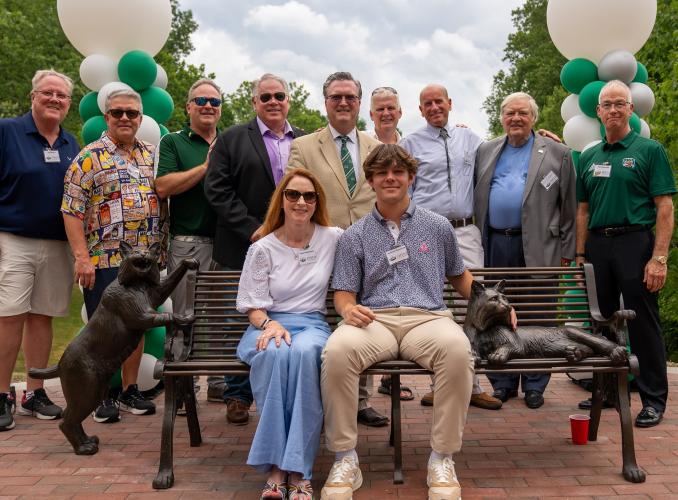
181, 0, 526, 137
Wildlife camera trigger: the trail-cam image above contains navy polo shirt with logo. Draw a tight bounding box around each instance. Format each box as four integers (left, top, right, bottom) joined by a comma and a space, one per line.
0, 112, 79, 240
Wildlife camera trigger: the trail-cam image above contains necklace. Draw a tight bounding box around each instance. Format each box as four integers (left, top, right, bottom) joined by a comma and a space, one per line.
277, 226, 313, 260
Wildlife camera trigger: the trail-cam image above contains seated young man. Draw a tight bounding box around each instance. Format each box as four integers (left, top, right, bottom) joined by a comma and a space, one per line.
320, 144, 486, 500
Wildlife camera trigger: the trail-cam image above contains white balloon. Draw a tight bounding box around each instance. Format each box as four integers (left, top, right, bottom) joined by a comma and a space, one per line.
582, 140, 602, 152
597, 50, 637, 83
639, 119, 651, 139
57, 0, 172, 58
560, 94, 583, 123
154, 65, 168, 89
81, 303, 88, 324
547, 0, 656, 62
136, 114, 161, 145
80, 54, 118, 91
97, 81, 133, 114
563, 115, 602, 152
137, 353, 160, 392
629, 82, 655, 117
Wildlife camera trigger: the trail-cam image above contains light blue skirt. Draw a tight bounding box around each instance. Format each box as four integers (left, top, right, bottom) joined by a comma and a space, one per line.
237, 311, 330, 479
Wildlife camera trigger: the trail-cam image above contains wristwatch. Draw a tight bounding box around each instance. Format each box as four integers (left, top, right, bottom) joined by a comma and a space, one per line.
652, 255, 668, 265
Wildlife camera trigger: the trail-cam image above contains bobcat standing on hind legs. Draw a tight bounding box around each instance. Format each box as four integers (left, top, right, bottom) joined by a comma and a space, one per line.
29, 241, 198, 455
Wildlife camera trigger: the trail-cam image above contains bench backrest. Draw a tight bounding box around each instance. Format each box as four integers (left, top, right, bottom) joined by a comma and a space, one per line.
182, 266, 596, 363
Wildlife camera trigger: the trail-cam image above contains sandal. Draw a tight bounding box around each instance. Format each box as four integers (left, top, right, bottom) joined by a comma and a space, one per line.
260, 479, 288, 500
289, 480, 313, 500
377, 377, 414, 401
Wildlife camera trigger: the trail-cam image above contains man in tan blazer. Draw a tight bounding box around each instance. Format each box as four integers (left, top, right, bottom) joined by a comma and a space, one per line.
287, 71, 386, 427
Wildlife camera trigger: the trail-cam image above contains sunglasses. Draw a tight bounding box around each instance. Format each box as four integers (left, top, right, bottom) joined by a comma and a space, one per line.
283, 189, 318, 203
259, 92, 287, 103
327, 94, 359, 104
192, 96, 222, 107
107, 109, 141, 119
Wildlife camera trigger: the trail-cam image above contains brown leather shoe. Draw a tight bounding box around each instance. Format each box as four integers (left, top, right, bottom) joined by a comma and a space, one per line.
421, 391, 434, 406
225, 399, 250, 425
470, 392, 502, 410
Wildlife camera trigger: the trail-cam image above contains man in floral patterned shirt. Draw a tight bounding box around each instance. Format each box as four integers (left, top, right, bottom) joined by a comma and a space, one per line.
62, 89, 167, 424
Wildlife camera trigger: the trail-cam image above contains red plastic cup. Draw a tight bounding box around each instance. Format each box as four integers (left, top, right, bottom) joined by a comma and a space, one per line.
569, 414, 590, 445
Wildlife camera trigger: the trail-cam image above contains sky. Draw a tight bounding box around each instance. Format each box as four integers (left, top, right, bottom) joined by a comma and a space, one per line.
180, 0, 526, 137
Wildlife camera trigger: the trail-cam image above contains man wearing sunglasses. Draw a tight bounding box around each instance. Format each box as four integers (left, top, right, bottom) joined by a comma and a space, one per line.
204, 73, 306, 425
62, 88, 166, 424
287, 71, 388, 427
0, 70, 80, 432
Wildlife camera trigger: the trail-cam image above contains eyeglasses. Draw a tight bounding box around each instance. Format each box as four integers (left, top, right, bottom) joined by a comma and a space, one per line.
283, 189, 318, 203
259, 92, 287, 103
107, 109, 141, 119
371, 86, 398, 96
192, 96, 222, 107
599, 101, 631, 111
34, 90, 71, 101
327, 94, 360, 104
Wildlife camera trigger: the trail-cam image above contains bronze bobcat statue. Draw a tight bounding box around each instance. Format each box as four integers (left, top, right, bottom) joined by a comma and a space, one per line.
29, 241, 197, 455
464, 280, 628, 366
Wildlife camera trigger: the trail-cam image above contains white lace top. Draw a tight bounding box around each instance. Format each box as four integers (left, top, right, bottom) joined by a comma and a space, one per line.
236, 224, 343, 314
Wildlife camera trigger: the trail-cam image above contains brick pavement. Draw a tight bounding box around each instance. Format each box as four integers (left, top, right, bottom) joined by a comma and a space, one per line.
1, 371, 676, 499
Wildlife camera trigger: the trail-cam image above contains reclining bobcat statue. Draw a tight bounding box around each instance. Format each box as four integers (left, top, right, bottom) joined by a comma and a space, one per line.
464, 280, 628, 366
29, 241, 197, 455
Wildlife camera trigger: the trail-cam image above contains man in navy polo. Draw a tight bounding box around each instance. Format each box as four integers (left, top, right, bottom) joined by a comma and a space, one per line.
0, 69, 80, 432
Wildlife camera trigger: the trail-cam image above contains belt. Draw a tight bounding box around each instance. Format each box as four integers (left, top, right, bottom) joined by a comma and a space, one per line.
490, 227, 522, 237
172, 235, 213, 243
449, 217, 474, 228
590, 224, 650, 237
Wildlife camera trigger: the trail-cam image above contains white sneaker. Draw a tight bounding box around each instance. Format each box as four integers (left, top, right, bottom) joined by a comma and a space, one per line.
320, 455, 363, 500
427, 457, 461, 500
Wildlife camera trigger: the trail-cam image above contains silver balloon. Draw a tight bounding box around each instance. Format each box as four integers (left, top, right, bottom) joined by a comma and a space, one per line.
563, 115, 602, 152
597, 50, 637, 83
639, 119, 651, 139
629, 82, 655, 117
561, 94, 583, 122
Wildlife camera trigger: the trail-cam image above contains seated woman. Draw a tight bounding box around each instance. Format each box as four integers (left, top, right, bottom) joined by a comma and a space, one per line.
236, 168, 342, 500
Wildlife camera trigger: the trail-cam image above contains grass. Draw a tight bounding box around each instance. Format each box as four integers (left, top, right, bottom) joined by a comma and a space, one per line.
12, 286, 84, 382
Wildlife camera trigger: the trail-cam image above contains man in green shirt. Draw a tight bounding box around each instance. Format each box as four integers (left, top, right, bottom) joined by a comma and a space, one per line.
575, 80, 675, 428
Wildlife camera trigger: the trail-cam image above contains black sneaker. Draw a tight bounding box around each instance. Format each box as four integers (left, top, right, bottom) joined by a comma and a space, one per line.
0, 391, 16, 431
19, 388, 63, 420
118, 384, 156, 415
93, 398, 121, 423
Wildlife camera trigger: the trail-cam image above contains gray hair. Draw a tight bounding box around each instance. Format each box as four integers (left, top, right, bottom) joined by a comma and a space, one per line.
105, 89, 143, 113
500, 92, 539, 123
251, 73, 289, 98
187, 78, 222, 104
323, 71, 362, 99
598, 80, 633, 103
32, 69, 74, 94
370, 86, 400, 110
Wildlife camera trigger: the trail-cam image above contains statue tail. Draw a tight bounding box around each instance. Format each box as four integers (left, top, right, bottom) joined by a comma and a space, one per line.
27, 365, 60, 380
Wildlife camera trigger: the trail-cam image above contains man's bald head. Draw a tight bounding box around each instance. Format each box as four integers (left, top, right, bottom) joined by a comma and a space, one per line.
419, 84, 452, 128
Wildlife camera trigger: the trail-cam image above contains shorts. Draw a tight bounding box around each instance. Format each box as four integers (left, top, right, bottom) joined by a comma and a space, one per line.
0, 231, 74, 317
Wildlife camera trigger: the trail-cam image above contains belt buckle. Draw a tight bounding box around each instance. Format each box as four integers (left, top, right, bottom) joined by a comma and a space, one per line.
602, 227, 615, 237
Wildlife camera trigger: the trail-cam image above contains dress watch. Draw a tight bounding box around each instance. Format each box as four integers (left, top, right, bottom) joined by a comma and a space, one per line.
652, 255, 668, 265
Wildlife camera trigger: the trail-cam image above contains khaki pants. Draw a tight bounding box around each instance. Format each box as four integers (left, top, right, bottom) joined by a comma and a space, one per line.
321, 307, 474, 454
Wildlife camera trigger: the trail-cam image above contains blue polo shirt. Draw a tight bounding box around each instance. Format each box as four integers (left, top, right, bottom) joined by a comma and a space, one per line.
0, 112, 80, 240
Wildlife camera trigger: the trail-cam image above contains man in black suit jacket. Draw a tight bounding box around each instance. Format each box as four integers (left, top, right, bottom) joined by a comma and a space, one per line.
204, 73, 306, 424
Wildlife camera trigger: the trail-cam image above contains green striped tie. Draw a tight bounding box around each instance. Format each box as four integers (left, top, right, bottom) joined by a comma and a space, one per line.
340, 136, 356, 195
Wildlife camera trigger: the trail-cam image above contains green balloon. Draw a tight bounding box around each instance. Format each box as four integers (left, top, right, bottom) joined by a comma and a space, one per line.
630, 112, 641, 134
141, 86, 174, 124
79, 91, 101, 122
560, 58, 598, 94
144, 325, 166, 359
159, 124, 170, 137
578, 80, 606, 118
82, 115, 107, 144
118, 50, 157, 91
633, 62, 648, 84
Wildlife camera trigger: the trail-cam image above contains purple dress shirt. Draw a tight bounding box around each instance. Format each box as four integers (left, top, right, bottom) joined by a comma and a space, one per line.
256, 117, 294, 185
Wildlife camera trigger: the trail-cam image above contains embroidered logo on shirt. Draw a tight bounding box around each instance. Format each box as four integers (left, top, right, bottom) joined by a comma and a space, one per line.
622, 157, 636, 169
419, 242, 430, 253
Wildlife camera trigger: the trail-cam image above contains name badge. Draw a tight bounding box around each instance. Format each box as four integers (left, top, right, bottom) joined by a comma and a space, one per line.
127, 164, 140, 180
44, 149, 60, 163
540, 170, 559, 190
592, 163, 611, 178
298, 248, 317, 266
386, 245, 409, 266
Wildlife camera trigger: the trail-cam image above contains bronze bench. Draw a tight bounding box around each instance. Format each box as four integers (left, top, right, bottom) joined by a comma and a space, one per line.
152, 264, 645, 489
